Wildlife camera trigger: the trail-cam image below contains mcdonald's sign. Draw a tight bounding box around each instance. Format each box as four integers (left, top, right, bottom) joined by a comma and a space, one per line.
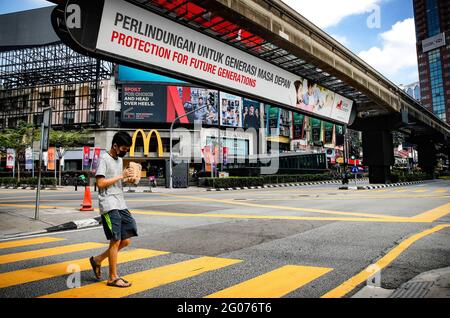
130, 129, 163, 157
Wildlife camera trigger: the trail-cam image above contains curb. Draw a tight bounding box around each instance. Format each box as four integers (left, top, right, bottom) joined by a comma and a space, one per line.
0, 217, 103, 240
207, 179, 369, 191
46, 217, 102, 232
339, 180, 425, 190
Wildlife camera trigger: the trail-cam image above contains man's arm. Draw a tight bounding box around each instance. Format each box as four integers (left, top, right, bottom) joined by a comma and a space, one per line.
96, 175, 123, 189
96, 168, 133, 189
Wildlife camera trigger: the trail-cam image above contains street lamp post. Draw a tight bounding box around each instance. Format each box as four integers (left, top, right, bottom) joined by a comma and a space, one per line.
169, 104, 209, 189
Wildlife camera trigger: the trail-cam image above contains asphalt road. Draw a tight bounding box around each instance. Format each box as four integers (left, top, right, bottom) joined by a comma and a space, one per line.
0, 180, 449, 298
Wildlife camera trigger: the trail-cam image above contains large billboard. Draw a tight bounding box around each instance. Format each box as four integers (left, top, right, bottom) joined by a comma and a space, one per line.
54, 0, 354, 125
121, 83, 219, 124
121, 84, 167, 122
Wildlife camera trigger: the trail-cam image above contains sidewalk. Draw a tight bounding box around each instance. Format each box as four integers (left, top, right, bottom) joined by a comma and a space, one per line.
0, 204, 100, 239
352, 267, 450, 298
0, 185, 209, 239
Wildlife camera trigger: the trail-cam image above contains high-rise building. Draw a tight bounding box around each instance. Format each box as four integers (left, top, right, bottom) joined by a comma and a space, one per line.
399, 82, 421, 100
413, 0, 449, 123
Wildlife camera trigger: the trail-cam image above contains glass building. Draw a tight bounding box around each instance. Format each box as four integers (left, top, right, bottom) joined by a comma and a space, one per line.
413, 0, 449, 123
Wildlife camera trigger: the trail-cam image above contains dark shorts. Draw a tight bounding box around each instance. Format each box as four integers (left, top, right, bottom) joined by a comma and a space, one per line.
101, 209, 138, 241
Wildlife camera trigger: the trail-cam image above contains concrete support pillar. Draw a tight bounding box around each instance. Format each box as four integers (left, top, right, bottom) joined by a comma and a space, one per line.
417, 141, 437, 176
362, 130, 394, 184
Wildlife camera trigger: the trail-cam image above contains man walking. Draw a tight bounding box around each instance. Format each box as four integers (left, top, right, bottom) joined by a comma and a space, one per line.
89, 131, 137, 288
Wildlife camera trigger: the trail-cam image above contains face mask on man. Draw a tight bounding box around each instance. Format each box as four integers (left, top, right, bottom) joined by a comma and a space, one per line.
114, 145, 127, 158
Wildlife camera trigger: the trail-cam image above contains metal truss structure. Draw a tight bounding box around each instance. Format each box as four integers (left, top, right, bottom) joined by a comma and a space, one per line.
0, 42, 113, 129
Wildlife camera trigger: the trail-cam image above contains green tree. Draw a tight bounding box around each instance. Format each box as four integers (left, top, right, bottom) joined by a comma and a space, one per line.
0, 122, 92, 180
48, 129, 92, 148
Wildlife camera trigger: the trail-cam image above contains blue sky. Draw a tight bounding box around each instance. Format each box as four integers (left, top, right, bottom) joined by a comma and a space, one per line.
0, 0, 418, 85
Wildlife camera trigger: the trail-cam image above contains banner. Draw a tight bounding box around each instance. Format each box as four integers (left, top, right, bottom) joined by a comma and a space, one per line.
265, 105, 280, 136
167, 86, 219, 125
121, 84, 167, 122
222, 147, 229, 165
220, 92, 242, 127
47, 147, 55, 171
324, 122, 334, 144
83, 146, 90, 170
91, 0, 353, 124
310, 118, 322, 143
293, 113, 305, 140
6, 148, 15, 169
91, 147, 101, 173
25, 147, 33, 170
243, 98, 261, 129
335, 125, 345, 146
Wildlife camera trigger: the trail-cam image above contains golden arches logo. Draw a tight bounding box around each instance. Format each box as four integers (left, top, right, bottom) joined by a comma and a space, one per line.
130, 129, 163, 157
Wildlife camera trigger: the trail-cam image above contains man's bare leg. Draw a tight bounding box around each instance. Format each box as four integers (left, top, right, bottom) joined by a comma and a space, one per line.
93, 239, 130, 265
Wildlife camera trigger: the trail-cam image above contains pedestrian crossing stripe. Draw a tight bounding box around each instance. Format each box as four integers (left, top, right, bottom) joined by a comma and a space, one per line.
0, 242, 107, 265
205, 265, 332, 298
0, 249, 169, 288
0, 237, 65, 250
40, 256, 242, 298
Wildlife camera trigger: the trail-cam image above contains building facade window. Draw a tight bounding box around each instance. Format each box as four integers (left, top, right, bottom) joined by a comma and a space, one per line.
428, 49, 446, 121
426, 0, 440, 37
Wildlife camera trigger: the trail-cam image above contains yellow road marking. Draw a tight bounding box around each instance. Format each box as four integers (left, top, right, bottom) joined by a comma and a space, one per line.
0, 249, 169, 288
413, 189, 428, 193
131, 210, 417, 223
158, 193, 401, 220
434, 189, 448, 193
0, 237, 65, 250
0, 202, 448, 224
41, 256, 242, 298
206, 265, 332, 298
410, 203, 450, 222
0, 242, 107, 265
321, 224, 450, 298
238, 195, 450, 201
394, 189, 408, 193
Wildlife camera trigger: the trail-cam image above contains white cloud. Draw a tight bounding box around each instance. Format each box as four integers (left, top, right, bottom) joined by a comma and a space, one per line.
358, 18, 418, 84
281, 0, 382, 29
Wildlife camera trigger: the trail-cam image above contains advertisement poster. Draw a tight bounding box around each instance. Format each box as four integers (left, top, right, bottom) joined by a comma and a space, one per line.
91, 147, 101, 173
47, 147, 55, 171
310, 118, 322, 142
83, 146, 90, 170
6, 148, 15, 169
330, 94, 353, 124
242, 98, 261, 130
265, 105, 280, 136
25, 147, 33, 170
220, 92, 242, 127
293, 77, 353, 124
293, 113, 305, 140
335, 125, 345, 146
121, 84, 167, 123
324, 122, 334, 144
168, 86, 219, 125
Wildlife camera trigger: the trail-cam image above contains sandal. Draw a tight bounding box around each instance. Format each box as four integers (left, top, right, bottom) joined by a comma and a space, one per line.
107, 277, 132, 288
89, 256, 102, 280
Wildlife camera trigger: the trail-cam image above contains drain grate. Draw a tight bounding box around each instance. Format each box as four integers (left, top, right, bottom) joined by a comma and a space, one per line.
389, 281, 434, 298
